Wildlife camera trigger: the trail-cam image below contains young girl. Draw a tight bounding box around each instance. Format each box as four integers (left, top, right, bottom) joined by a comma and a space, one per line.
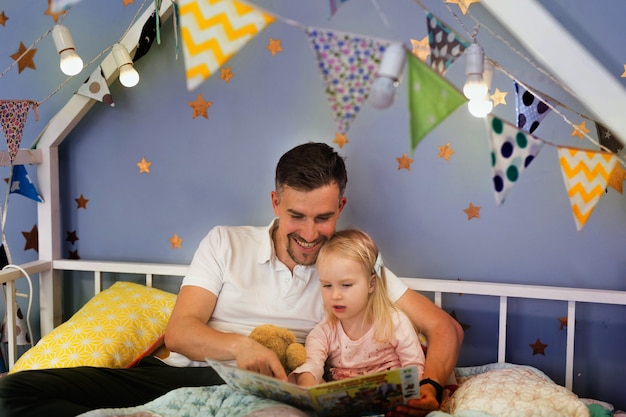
290, 228, 425, 386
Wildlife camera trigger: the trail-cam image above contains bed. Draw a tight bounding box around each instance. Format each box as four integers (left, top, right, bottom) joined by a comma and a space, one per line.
2, 260, 625, 417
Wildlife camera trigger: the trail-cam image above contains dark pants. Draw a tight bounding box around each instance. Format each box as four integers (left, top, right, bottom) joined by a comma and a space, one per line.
0, 357, 225, 417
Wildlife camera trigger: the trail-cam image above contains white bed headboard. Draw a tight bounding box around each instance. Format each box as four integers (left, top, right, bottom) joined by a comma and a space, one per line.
2, 259, 626, 393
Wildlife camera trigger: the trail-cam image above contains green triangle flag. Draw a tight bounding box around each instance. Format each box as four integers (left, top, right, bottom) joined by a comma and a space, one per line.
407, 53, 466, 152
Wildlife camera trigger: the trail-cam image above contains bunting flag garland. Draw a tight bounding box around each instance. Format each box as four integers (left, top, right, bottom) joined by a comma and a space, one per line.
407, 53, 466, 152
486, 115, 544, 205
133, 10, 159, 62
9, 165, 43, 203
557, 147, 617, 231
329, 0, 350, 17
51, 0, 82, 13
426, 12, 469, 76
179, 0, 275, 91
514, 82, 552, 134
306, 27, 387, 134
595, 122, 624, 154
0, 100, 37, 164
77, 66, 114, 107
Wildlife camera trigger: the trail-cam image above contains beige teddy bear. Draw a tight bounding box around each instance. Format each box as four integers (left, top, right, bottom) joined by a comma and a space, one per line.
249, 324, 307, 375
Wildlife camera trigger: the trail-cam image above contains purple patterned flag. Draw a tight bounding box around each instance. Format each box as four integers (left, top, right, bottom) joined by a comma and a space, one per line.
306, 27, 387, 134
487, 115, 545, 205
514, 82, 551, 134
329, 0, 350, 17
0, 100, 37, 164
426, 13, 469, 75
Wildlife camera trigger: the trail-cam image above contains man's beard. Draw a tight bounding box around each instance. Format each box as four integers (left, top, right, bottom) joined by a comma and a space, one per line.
286, 234, 327, 266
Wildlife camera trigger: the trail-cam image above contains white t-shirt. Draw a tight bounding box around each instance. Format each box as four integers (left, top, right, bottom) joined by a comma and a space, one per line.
163, 219, 409, 367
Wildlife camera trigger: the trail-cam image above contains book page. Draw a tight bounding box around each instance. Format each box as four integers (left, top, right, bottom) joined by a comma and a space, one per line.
308, 366, 420, 417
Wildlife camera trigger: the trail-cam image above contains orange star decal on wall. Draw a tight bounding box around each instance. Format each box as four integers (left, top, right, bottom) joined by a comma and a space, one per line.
0, 11, 8, 26
75, 194, 89, 209
622, 65, 626, 78
44, 0, 67, 22
11, 42, 37, 73
220, 67, 234, 83
333, 132, 349, 148
122, 0, 134, 6
558, 316, 568, 330
530, 338, 548, 356
169, 233, 183, 249
188, 93, 212, 119
66, 230, 79, 245
68, 249, 80, 259
410, 36, 430, 62
607, 163, 625, 194
396, 153, 414, 171
266, 38, 282, 56
463, 202, 480, 220
137, 157, 152, 174
438, 143, 455, 161
570, 121, 590, 139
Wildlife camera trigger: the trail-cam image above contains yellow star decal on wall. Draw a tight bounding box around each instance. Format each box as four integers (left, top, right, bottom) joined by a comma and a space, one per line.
445, 0, 480, 15
220, 67, 234, 83
622, 65, 626, 78
188, 93, 212, 119
266, 38, 282, 56
410, 36, 430, 62
438, 143, 455, 161
169, 233, 183, 249
607, 163, 626, 194
396, 153, 414, 171
333, 132, 349, 148
463, 202, 480, 220
570, 121, 590, 139
490, 88, 507, 106
137, 157, 152, 174
11, 42, 37, 73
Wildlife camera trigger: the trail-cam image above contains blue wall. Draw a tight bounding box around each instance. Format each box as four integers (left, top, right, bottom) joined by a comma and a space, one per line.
2, 0, 625, 408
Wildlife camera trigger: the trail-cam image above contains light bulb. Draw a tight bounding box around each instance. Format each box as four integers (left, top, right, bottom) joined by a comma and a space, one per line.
468, 97, 493, 118
369, 42, 406, 109
112, 44, 140, 88
119, 64, 140, 87
463, 73, 487, 100
52, 24, 83, 76
59, 49, 83, 76
369, 77, 396, 109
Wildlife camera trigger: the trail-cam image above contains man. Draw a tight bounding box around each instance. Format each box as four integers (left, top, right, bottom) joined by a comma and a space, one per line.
0, 142, 462, 417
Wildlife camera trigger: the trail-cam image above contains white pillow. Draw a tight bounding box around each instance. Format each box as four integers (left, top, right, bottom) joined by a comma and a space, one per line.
444, 364, 590, 417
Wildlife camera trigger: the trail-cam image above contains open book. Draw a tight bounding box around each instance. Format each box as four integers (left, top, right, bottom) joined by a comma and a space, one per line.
206, 359, 420, 417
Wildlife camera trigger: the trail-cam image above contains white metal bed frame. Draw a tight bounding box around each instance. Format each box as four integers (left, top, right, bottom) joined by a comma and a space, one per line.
2, 258, 626, 393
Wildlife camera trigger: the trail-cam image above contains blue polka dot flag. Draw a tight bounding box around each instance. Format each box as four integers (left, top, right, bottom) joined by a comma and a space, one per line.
426, 12, 469, 76
487, 115, 545, 205
514, 82, 552, 134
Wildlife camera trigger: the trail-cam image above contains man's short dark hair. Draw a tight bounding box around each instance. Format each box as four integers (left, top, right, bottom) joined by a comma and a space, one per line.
275, 142, 347, 197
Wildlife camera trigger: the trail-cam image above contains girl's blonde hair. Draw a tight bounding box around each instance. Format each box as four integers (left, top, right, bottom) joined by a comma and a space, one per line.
317, 228, 398, 343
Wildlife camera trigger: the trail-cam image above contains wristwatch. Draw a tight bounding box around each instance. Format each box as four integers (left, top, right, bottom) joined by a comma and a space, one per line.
419, 378, 443, 404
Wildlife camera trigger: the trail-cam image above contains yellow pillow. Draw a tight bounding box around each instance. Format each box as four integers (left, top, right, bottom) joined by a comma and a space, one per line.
11, 281, 176, 373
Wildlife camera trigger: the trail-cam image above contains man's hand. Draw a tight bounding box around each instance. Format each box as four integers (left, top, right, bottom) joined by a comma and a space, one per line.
386, 384, 443, 417
234, 338, 287, 381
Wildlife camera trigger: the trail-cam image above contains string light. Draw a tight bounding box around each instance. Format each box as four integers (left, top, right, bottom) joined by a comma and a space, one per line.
51, 25, 83, 76
369, 42, 407, 109
112, 43, 140, 87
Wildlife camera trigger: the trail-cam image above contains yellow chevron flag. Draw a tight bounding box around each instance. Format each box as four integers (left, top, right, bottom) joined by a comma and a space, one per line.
179, 0, 275, 91
557, 147, 617, 231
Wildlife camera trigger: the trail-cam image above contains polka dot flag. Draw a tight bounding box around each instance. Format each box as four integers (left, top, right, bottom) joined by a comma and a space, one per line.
487, 115, 544, 205
426, 12, 469, 76
514, 82, 552, 134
